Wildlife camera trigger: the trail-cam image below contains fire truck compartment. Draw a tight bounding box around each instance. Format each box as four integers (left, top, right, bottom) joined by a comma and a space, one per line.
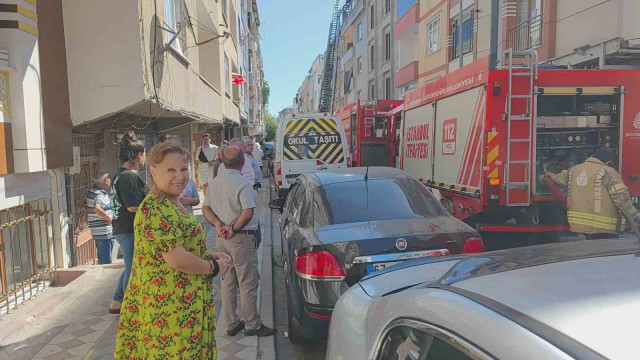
534, 90, 621, 194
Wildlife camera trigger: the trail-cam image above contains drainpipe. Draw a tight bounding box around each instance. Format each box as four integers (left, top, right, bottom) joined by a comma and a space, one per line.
489, 0, 500, 70
458, 0, 464, 69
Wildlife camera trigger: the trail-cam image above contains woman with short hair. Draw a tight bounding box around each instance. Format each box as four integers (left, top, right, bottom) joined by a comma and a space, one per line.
115, 140, 231, 359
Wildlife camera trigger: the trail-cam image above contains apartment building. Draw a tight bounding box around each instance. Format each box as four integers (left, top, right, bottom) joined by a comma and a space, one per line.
394, 0, 640, 98
63, 0, 266, 167
332, 0, 398, 112
278, 105, 297, 122
246, 0, 265, 139
0, 0, 75, 311
295, 54, 325, 113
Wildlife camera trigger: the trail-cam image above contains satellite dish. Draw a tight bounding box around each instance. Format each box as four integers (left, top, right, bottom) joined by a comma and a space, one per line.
150, 14, 165, 94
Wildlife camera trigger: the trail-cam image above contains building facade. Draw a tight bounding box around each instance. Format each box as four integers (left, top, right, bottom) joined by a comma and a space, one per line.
0, 0, 76, 311
332, 0, 399, 111
394, 0, 640, 100
277, 104, 297, 122
295, 54, 325, 113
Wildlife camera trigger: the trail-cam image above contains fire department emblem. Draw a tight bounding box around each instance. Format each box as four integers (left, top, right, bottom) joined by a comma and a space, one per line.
634, 112, 640, 130
396, 238, 408, 251
576, 170, 589, 187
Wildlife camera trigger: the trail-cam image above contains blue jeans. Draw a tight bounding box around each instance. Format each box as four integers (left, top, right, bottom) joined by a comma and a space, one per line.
113, 233, 135, 302
95, 236, 114, 265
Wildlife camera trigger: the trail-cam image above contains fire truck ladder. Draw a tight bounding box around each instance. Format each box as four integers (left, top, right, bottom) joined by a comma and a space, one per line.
318, 0, 346, 113
504, 48, 538, 207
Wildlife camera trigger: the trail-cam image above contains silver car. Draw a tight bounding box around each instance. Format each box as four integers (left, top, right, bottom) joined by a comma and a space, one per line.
327, 237, 640, 360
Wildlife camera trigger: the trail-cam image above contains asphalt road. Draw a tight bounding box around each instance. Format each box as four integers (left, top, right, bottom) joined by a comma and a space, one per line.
268, 186, 327, 360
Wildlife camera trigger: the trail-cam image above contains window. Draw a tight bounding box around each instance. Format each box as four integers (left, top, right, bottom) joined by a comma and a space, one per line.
377, 325, 475, 360
248, 51, 253, 73
313, 190, 329, 227
356, 90, 362, 99
370, 5, 375, 29
284, 183, 300, 211
221, 0, 228, 21
357, 22, 363, 41
357, 56, 363, 74
384, 30, 391, 62
224, 53, 230, 95
451, 8, 474, 60
426, 16, 441, 55
385, 0, 391, 14
369, 45, 375, 70
165, 0, 185, 54
385, 74, 392, 99
315, 179, 445, 225
290, 181, 306, 219
369, 80, 376, 100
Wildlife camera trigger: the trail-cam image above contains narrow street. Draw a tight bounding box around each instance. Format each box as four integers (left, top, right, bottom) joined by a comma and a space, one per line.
267, 187, 326, 360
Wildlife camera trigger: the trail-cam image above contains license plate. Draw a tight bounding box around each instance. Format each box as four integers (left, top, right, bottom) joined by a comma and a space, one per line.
366, 261, 399, 274
286, 177, 298, 184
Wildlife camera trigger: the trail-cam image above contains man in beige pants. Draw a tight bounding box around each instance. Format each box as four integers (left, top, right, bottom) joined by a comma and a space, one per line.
203, 145, 277, 337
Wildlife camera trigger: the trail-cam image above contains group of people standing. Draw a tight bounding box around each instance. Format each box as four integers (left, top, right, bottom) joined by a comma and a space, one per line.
84, 131, 273, 359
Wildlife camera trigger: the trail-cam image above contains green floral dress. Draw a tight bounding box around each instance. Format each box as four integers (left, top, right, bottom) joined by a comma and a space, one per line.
115, 192, 216, 360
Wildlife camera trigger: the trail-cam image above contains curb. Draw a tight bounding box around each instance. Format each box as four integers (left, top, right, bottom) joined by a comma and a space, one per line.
257, 178, 277, 360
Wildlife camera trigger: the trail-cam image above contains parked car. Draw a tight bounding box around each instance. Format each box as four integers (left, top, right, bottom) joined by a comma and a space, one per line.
268, 167, 483, 343
327, 237, 640, 360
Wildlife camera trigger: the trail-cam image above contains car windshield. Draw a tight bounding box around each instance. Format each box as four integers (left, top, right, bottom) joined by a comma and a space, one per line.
315, 179, 445, 225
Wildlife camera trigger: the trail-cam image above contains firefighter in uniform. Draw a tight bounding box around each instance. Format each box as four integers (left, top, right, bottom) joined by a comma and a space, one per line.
545, 148, 640, 239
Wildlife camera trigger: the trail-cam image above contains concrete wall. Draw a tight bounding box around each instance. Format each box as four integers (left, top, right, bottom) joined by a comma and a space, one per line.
62, 0, 145, 126
554, 0, 620, 59
140, 0, 227, 124
0, 27, 47, 173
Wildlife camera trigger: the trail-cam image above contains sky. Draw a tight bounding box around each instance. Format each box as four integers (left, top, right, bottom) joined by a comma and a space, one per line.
257, 0, 335, 115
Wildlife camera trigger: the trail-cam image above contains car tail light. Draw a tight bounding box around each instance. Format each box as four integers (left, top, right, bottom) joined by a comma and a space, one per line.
294, 251, 345, 280
307, 310, 331, 320
462, 237, 485, 254
275, 162, 282, 186
316, 159, 325, 166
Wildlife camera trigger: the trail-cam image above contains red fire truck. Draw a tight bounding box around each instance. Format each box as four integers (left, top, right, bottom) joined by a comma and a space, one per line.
397, 52, 640, 237
335, 99, 403, 167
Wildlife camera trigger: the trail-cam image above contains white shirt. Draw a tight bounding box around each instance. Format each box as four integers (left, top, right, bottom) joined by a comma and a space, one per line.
197, 144, 218, 171
204, 169, 259, 230
252, 145, 264, 161
217, 154, 256, 184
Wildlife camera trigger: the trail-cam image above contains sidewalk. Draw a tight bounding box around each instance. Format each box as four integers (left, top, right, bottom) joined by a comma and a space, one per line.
0, 179, 277, 360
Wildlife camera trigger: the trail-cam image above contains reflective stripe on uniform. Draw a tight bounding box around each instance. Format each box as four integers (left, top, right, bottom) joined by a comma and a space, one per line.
567, 211, 625, 231
609, 183, 628, 194
568, 217, 617, 231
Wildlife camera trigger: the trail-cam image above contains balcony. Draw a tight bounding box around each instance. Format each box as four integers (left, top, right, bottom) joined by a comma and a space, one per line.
395, 61, 418, 87
507, 14, 543, 52
395, 3, 419, 39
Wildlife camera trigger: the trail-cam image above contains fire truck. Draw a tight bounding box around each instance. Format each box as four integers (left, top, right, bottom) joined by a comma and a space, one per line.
334, 99, 403, 167
397, 51, 640, 237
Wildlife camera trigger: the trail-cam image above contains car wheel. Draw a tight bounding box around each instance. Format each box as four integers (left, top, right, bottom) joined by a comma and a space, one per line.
284, 257, 306, 344
286, 287, 307, 344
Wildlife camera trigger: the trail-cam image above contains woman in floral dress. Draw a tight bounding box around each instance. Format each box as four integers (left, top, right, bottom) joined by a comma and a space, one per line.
115, 141, 231, 360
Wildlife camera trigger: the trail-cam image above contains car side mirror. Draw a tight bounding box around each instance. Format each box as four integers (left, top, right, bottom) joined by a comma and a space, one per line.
269, 198, 284, 213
